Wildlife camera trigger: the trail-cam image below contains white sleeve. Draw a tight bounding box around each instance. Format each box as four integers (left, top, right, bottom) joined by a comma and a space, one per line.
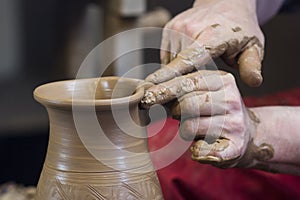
256, 0, 286, 24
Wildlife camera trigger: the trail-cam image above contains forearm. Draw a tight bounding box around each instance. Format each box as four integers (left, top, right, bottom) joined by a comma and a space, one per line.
246, 106, 300, 174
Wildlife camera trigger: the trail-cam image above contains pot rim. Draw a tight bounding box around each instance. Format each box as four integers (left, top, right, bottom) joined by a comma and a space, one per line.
33, 76, 145, 109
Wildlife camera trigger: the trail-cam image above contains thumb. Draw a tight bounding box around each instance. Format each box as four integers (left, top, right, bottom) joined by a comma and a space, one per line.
238, 45, 263, 87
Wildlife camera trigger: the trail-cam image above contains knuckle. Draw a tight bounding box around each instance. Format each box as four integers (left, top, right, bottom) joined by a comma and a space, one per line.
223, 73, 235, 83
164, 21, 173, 29
185, 23, 198, 38
178, 101, 190, 115
171, 21, 183, 31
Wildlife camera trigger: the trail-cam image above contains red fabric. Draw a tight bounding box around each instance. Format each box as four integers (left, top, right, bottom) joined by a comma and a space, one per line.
147, 87, 300, 200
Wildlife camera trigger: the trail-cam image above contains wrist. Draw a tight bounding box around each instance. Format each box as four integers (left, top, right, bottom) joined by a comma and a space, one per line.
235, 108, 274, 170
238, 107, 300, 174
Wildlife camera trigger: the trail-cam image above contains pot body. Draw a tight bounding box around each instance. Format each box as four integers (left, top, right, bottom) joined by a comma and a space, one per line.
34, 77, 163, 200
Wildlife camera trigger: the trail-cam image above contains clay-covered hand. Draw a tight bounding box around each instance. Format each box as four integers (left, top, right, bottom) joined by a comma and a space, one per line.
141, 70, 259, 168
147, 0, 264, 87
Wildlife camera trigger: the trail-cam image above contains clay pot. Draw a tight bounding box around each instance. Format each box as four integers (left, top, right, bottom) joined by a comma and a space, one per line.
34, 77, 163, 200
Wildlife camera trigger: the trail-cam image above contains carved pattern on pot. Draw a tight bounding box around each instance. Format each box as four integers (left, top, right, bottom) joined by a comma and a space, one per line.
36, 171, 162, 200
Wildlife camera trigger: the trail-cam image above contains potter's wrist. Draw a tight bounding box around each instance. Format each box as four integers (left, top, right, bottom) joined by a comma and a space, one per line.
236, 108, 275, 170
234, 108, 262, 168
247, 108, 260, 139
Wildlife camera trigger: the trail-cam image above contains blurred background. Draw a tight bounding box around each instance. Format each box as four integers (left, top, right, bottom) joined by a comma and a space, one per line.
0, 0, 299, 186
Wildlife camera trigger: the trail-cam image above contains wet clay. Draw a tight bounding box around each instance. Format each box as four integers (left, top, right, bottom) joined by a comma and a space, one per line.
190, 138, 230, 163
34, 77, 163, 200
236, 109, 274, 170
190, 138, 274, 170
232, 26, 242, 32
236, 139, 275, 171
248, 111, 272, 159
247, 108, 260, 123
141, 70, 226, 109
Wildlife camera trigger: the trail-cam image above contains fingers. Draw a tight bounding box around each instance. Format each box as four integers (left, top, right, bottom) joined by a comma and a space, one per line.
238, 44, 263, 87
150, 25, 231, 84
158, 23, 264, 89
172, 90, 227, 119
147, 47, 212, 84
177, 113, 244, 165
179, 116, 227, 141
179, 114, 245, 166
159, 41, 264, 88
190, 139, 230, 162
141, 70, 226, 108
190, 138, 241, 166
179, 110, 245, 142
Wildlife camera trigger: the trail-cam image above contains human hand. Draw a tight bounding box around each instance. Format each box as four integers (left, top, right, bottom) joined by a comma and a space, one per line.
147, 0, 264, 87
141, 70, 259, 168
